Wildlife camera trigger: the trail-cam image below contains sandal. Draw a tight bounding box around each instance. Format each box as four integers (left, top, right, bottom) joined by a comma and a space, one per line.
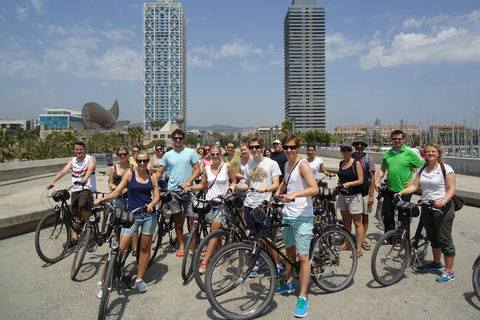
361, 242, 371, 251
132, 251, 137, 257
341, 241, 352, 250
350, 250, 362, 258
176, 250, 185, 257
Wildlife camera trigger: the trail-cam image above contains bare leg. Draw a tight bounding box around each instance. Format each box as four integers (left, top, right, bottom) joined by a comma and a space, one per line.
174, 212, 185, 252
202, 220, 223, 265
432, 247, 442, 264
444, 255, 454, 273
340, 210, 352, 233
352, 214, 365, 256
298, 253, 311, 298
137, 234, 153, 280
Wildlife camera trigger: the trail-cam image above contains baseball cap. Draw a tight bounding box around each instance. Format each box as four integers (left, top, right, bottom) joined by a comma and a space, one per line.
273, 139, 281, 144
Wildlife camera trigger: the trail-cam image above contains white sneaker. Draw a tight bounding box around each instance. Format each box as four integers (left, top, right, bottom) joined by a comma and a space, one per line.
135, 279, 148, 293
96, 281, 103, 299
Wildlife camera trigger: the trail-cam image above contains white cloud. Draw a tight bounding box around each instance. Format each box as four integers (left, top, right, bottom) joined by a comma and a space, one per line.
187, 54, 214, 69
241, 61, 261, 72
192, 38, 264, 60
102, 29, 136, 41
30, 0, 44, 14
16, 6, 28, 20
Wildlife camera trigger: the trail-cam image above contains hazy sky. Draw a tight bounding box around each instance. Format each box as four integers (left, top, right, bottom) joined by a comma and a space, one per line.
1, 0, 479, 131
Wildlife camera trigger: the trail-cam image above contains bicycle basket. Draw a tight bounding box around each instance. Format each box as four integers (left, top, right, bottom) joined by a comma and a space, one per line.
192, 198, 211, 215
52, 189, 70, 202
396, 201, 420, 218
159, 190, 173, 203
251, 206, 267, 223
224, 193, 244, 209
115, 209, 135, 229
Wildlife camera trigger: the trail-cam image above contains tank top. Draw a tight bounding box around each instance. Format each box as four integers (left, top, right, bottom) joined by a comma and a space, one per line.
205, 164, 230, 202
113, 165, 129, 198
153, 154, 168, 180
71, 155, 96, 192
338, 160, 362, 195
127, 171, 152, 213
225, 152, 241, 172
282, 159, 313, 218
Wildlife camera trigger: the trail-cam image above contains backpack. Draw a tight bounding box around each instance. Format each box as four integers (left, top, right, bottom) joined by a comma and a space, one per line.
352, 159, 370, 197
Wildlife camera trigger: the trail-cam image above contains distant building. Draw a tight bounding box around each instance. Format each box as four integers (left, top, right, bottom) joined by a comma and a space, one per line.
284, 0, 326, 132
39, 108, 83, 130
0, 118, 37, 131
143, 0, 187, 132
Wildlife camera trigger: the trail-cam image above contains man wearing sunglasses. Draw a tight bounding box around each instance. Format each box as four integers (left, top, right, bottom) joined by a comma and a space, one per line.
154, 128, 201, 257
375, 130, 424, 233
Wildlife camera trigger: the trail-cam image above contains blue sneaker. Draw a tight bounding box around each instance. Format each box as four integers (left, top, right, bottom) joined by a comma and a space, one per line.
423, 261, 444, 270
249, 262, 260, 278
275, 282, 295, 295
294, 297, 308, 318
437, 271, 455, 283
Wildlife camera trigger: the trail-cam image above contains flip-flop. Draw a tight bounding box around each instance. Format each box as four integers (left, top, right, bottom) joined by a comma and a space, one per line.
361, 242, 371, 251
176, 250, 185, 257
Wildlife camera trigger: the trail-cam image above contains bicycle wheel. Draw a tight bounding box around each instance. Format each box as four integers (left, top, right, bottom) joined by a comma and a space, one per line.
98, 252, 116, 320
371, 230, 410, 286
193, 228, 242, 292
182, 225, 201, 281
35, 211, 72, 263
70, 226, 91, 280
205, 242, 277, 320
376, 197, 385, 230
473, 258, 480, 301
99, 205, 114, 235
410, 227, 430, 268
310, 226, 357, 292
149, 215, 166, 267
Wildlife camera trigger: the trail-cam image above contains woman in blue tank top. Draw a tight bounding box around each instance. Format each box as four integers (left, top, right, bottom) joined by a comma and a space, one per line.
95, 150, 159, 294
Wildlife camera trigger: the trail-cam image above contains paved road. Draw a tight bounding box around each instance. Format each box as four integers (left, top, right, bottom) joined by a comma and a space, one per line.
1, 193, 479, 320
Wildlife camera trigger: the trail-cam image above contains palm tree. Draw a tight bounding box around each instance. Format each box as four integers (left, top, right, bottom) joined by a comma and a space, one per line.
282, 120, 292, 136
30, 138, 61, 160
0, 128, 16, 162
127, 126, 145, 146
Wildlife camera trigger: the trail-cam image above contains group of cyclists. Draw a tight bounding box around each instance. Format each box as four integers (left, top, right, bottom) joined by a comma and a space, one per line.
45, 128, 458, 318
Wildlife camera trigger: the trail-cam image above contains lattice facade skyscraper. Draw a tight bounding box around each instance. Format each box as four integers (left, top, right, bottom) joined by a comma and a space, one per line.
143, 0, 187, 132
284, 0, 326, 132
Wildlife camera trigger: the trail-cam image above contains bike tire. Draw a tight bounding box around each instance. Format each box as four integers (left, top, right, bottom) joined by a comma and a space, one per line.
205, 242, 277, 320
35, 211, 71, 263
376, 197, 385, 230
149, 215, 166, 267
310, 226, 357, 292
371, 230, 410, 286
182, 225, 200, 281
473, 258, 480, 301
410, 227, 430, 268
98, 252, 116, 320
193, 228, 243, 292
70, 226, 91, 280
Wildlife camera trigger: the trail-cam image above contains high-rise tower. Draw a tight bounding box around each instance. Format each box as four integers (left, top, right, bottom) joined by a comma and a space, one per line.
143, 0, 187, 132
284, 0, 326, 132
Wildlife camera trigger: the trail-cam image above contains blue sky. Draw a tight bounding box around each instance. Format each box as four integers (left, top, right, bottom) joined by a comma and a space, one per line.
1, 0, 479, 132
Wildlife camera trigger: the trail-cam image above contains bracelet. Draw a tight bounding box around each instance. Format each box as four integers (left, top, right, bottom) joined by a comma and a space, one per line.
441, 200, 446, 204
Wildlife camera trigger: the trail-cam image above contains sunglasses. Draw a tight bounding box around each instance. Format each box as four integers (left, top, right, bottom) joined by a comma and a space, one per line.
341, 148, 352, 152
136, 159, 149, 164
211, 152, 221, 156
283, 145, 297, 151
173, 137, 184, 141
156, 148, 163, 151
227, 146, 234, 149
249, 145, 261, 150
204, 148, 210, 152
392, 138, 403, 141
117, 153, 128, 157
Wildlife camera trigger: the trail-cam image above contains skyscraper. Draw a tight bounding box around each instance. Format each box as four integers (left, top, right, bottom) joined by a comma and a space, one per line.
143, 0, 187, 132
284, 0, 326, 133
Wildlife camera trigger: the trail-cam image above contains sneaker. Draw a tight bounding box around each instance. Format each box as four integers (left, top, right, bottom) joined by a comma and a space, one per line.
199, 262, 208, 275
423, 261, 444, 270
135, 279, 148, 293
96, 281, 103, 299
437, 271, 455, 283
249, 262, 261, 278
294, 296, 308, 318
276, 282, 295, 295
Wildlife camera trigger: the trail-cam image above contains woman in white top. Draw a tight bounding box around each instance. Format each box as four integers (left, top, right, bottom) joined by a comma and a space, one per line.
235, 143, 253, 188
396, 142, 457, 283
184, 146, 237, 274
306, 144, 334, 180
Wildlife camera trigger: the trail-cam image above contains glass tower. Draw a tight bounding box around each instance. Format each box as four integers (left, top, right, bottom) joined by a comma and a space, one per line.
143, 0, 187, 132
284, 0, 326, 132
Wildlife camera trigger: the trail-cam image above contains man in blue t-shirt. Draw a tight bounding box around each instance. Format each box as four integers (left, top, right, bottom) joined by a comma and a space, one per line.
154, 129, 201, 257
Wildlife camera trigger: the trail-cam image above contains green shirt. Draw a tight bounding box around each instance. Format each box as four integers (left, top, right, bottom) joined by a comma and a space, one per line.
381, 145, 424, 192
225, 151, 241, 172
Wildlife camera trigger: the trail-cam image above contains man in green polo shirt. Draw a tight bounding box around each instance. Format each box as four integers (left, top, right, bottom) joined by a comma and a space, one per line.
375, 130, 424, 233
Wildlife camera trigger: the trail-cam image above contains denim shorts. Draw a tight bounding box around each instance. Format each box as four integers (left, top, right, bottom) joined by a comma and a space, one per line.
281, 215, 314, 255
210, 203, 228, 225
122, 212, 157, 236
113, 197, 128, 209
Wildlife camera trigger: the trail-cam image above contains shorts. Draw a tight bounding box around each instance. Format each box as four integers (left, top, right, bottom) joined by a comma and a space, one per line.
337, 193, 363, 214
169, 191, 195, 217
122, 212, 157, 236
244, 206, 271, 238
281, 215, 314, 255
113, 196, 128, 209
210, 203, 228, 225
71, 190, 93, 218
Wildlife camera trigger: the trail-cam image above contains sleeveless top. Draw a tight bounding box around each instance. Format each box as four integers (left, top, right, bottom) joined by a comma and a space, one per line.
127, 171, 152, 213
225, 152, 241, 172
307, 157, 324, 180
205, 164, 230, 202
338, 160, 362, 195
282, 159, 313, 218
153, 154, 168, 180
72, 155, 96, 192
113, 165, 128, 198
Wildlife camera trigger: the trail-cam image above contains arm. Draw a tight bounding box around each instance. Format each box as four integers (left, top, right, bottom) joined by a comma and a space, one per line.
367, 170, 376, 206
153, 165, 167, 180
94, 171, 132, 205
343, 161, 363, 189
396, 173, 420, 198
80, 157, 96, 184
280, 161, 319, 203
150, 156, 157, 172
320, 163, 334, 177
147, 178, 160, 213
108, 165, 116, 190
227, 163, 237, 189
375, 166, 387, 191
184, 167, 207, 192
181, 161, 201, 189
257, 175, 279, 194
235, 161, 246, 181
47, 160, 72, 189
437, 172, 456, 208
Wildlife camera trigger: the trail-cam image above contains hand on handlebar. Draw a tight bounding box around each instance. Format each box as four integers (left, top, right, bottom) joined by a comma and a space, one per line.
278, 194, 295, 203
146, 203, 154, 213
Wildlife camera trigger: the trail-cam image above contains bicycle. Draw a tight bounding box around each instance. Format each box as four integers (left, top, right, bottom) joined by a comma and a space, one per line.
204, 196, 357, 320
35, 182, 87, 264
371, 197, 434, 286
313, 176, 342, 226
98, 205, 145, 320
70, 191, 115, 280
473, 254, 480, 301
375, 179, 388, 230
